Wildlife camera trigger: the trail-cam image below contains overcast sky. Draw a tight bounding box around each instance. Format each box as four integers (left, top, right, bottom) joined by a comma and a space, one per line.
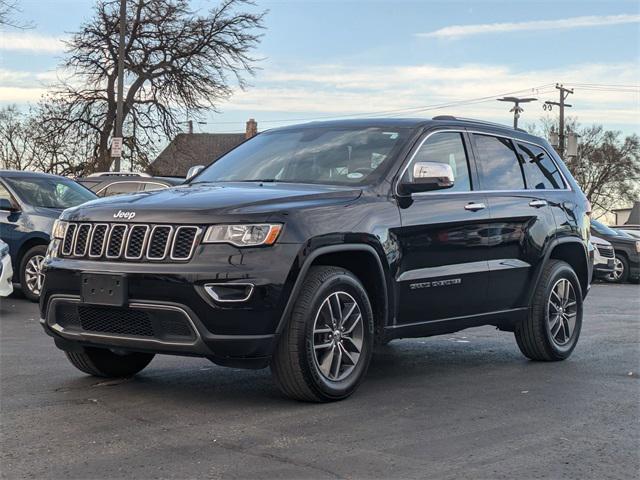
1, 0, 639, 136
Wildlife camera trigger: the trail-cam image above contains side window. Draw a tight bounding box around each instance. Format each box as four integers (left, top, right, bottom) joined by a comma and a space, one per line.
411, 132, 472, 192
0, 183, 12, 202
142, 182, 167, 192
100, 182, 142, 197
516, 142, 565, 189
473, 134, 525, 190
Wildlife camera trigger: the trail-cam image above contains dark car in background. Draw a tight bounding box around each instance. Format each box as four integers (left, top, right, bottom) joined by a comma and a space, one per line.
590, 219, 640, 283
77, 172, 183, 197
0, 171, 97, 301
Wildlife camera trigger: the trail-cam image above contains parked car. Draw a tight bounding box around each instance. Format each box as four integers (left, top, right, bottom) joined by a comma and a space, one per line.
0, 238, 13, 297
590, 219, 640, 283
77, 172, 183, 197
616, 228, 640, 240
41, 116, 592, 402
590, 236, 615, 281
0, 171, 97, 301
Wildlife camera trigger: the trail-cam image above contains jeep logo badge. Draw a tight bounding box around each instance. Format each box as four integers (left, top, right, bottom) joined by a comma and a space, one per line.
113, 210, 136, 220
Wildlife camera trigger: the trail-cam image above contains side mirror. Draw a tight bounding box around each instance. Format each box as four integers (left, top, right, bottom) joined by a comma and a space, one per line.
400, 162, 455, 194
0, 198, 17, 211
186, 165, 205, 180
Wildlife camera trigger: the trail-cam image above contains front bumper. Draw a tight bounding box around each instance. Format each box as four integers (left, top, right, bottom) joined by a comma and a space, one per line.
40, 242, 302, 368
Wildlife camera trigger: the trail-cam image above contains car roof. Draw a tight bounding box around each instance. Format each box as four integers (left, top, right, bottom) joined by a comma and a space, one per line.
0, 169, 69, 180
267, 117, 547, 145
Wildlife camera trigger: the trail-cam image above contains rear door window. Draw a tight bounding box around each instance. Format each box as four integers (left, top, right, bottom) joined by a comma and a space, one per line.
472, 134, 525, 190
515, 142, 565, 189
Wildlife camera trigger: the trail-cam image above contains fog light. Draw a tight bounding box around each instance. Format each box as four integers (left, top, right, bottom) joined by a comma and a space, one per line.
204, 283, 254, 303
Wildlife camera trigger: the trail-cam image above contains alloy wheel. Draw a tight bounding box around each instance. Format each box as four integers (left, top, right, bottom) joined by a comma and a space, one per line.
312, 291, 364, 382
607, 257, 624, 282
547, 278, 578, 346
25, 254, 45, 296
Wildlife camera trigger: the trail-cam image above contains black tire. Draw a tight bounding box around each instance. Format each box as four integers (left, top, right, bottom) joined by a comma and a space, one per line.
271, 266, 374, 402
606, 254, 629, 283
19, 245, 47, 302
515, 260, 583, 361
65, 347, 154, 377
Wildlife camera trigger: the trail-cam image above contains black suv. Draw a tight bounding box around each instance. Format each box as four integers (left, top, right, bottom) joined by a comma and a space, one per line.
40, 117, 592, 402
590, 219, 640, 283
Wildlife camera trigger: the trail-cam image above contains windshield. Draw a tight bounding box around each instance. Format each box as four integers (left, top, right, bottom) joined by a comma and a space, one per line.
591, 219, 620, 237
193, 126, 411, 186
5, 176, 97, 209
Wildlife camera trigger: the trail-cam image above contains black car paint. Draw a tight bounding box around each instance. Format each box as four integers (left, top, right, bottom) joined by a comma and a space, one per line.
40, 118, 592, 369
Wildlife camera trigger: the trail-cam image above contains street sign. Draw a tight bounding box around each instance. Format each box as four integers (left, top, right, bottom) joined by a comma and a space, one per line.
111, 137, 123, 157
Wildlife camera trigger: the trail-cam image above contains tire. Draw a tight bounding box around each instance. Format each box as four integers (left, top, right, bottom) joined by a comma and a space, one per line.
271, 266, 374, 402
515, 260, 583, 361
606, 254, 629, 283
65, 347, 154, 377
19, 245, 47, 302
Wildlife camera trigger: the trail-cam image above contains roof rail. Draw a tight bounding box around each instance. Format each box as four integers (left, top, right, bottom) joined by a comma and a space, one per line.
432, 115, 523, 131
87, 171, 151, 178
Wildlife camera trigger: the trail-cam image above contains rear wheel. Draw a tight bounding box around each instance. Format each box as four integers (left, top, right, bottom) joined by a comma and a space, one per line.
65, 347, 154, 377
19, 245, 47, 302
271, 266, 374, 402
515, 260, 583, 361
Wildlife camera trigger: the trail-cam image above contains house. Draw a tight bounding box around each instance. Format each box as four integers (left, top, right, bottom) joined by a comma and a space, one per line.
148, 119, 258, 177
612, 201, 640, 226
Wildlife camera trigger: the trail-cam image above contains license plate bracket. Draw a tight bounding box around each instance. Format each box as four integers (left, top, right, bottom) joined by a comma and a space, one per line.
80, 273, 128, 306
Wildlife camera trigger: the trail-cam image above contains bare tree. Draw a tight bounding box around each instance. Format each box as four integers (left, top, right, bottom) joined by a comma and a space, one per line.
43, 0, 265, 173
0, 0, 31, 28
527, 117, 640, 217
566, 126, 640, 216
0, 106, 34, 171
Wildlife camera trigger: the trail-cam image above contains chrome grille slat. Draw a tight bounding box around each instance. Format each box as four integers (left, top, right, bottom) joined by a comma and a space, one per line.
58, 222, 198, 262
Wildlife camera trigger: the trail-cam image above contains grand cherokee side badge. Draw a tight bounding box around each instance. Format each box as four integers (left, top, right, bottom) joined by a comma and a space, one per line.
410, 278, 462, 290
113, 210, 136, 220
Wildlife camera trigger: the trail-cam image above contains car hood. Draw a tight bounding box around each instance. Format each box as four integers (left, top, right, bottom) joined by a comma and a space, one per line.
61, 182, 363, 223
590, 236, 612, 247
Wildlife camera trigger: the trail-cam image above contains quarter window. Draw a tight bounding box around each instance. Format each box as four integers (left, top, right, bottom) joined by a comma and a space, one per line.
411, 132, 472, 192
516, 142, 565, 189
473, 134, 525, 190
100, 182, 144, 197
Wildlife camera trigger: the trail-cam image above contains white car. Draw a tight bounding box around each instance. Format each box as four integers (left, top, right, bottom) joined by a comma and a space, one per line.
0, 239, 13, 297
591, 235, 615, 281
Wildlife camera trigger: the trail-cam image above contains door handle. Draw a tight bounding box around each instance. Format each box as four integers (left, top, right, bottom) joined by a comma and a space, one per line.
529, 199, 548, 208
464, 202, 486, 212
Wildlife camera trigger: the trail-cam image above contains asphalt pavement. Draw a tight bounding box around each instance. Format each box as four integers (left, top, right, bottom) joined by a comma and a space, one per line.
1, 283, 639, 479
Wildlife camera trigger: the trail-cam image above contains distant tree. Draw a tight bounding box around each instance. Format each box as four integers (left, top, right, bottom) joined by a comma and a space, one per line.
0, 0, 31, 28
0, 106, 34, 171
527, 117, 640, 217
42, 0, 265, 173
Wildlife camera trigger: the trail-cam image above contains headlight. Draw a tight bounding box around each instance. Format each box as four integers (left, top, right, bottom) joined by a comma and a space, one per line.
636, 241, 640, 254
52, 219, 68, 239
203, 224, 282, 247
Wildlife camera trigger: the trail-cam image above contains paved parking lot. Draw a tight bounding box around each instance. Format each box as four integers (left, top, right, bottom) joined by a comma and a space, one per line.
1, 283, 638, 479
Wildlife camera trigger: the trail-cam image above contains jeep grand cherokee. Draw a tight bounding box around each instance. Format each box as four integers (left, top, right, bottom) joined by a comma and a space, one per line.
40, 117, 593, 402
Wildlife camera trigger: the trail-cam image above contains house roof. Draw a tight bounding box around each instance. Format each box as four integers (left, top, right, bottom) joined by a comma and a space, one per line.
148, 133, 246, 177
626, 201, 640, 225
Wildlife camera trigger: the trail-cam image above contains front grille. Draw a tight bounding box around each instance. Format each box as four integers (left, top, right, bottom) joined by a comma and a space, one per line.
60, 222, 201, 262
596, 245, 615, 259
54, 302, 197, 342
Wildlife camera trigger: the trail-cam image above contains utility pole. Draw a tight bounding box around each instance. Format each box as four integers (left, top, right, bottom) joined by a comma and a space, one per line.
543, 84, 573, 158
497, 97, 537, 129
113, 0, 126, 172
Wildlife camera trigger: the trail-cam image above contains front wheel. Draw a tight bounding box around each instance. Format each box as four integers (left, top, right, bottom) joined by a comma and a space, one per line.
19, 245, 47, 302
515, 260, 583, 361
65, 347, 154, 377
271, 266, 374, 402
606, 255, 629, 283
